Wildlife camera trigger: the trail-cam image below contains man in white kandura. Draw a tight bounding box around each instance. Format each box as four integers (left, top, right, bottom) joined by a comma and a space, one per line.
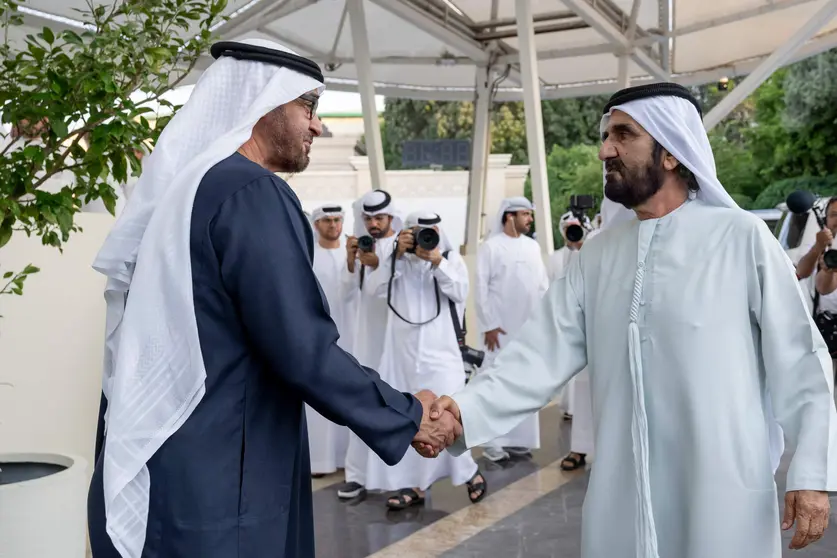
363, 211, 486, 508
549, 211, 596, 471
305, 204, 354, 476
337, 189, 402, 499
423, 82, 837, 557
475, 197, 548, 461
549, 211, 592, 423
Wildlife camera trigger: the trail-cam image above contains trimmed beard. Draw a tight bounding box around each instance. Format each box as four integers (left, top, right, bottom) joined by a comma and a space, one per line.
604, 145, 666, 209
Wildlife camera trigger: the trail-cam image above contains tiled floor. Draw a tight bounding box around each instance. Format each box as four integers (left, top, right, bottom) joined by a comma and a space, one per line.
312, 404, 837, 557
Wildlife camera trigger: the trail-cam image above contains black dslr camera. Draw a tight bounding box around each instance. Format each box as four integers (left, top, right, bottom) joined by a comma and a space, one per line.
565, 194, 595, 243
460, 344, 484, 368
407, 226, 440, 253
357, 235, 376, 253
449, 309, 484, 371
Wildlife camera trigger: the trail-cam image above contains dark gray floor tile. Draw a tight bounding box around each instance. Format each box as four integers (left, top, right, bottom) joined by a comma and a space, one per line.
313, 405, 569, 558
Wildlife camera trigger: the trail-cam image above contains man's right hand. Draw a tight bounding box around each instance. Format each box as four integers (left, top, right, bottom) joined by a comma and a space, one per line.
413, 395, 463, 458
817, 228, 834, 252
430, 395, 460, 421
346, 236, 358, 273
396, 229, 414, 258
412, 390, 461, 457
484, 328, 506, 352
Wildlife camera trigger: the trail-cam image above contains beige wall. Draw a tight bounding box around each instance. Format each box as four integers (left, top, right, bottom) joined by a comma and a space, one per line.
0, 213, 114, 476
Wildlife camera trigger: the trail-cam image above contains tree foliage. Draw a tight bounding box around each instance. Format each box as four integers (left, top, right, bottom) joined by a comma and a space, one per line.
0, 0, 226, 301
753, 176, 837, 210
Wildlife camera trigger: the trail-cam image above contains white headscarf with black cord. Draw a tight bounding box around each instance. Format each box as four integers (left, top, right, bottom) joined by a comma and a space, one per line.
91, 39, 325, 558
309, 203, 345, 242
598, 83, 737, 229
351, 188, 404, 238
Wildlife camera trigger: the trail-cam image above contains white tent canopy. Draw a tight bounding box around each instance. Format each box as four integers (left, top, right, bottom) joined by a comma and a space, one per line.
187, 0, 837, 101
14, 0, 837, 101
12, 0, 837, 254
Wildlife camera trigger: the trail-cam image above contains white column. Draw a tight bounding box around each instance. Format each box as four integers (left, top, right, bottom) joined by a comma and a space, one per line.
465, 66, 493, 256
347, 0, 386, 191
703, 0, 837, 131
515, 0, 553, 255
618, 0, 641, 88
617, 55, 630, 88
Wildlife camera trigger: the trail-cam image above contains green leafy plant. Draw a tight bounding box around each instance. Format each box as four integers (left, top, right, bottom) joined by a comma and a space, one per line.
0, 0, 227, 304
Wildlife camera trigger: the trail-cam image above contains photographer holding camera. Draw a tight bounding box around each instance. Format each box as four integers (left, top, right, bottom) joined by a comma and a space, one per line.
547, 202, 596, 472
363, 211, 486, 510
794, 196, 837, 363
795, 197, 837, 284
548, 207, 593, 283
336, 188, 403, 501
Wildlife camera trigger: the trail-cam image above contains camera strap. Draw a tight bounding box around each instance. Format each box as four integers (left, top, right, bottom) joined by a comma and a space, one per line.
386, 242, 441, 326
441, 251, 468, 347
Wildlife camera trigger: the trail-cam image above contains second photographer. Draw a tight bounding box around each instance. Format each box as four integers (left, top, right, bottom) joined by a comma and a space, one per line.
363, 211, 486, 510
795, 196, 837, 363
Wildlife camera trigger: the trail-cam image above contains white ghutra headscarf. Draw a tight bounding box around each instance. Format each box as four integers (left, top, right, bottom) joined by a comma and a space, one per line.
598, 92, 737, 230
309, 203, 345, 242
490, 196, 534, 236
351, 188, 403, 238
91, 39, 324, 558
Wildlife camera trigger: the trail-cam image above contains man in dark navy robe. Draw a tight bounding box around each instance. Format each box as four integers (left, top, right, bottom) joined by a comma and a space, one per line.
88, 40, 460, 558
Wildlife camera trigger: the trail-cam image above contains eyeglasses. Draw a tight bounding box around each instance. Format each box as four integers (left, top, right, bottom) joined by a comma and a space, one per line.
298, 93, 319, 120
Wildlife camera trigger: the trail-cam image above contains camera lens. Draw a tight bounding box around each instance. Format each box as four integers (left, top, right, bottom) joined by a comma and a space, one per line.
358, 235, 375, 252
412, 227, 440, 252
566, 224, 584, 243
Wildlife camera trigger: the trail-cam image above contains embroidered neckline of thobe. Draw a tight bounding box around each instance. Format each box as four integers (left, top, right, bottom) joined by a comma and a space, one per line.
629, 199, 691, 558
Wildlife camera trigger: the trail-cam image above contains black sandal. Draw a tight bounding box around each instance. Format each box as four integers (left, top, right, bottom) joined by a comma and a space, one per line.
560, 452, 586, 471
466, 471, 488, 504
386, 488, 425, 510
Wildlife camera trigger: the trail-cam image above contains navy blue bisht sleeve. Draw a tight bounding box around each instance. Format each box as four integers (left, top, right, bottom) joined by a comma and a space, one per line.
210, 175, 423, 466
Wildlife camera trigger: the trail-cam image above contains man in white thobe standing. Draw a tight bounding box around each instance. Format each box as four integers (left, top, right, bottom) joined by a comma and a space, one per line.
337, 189, 403, 499
475, 197, 548, 461
424, 83, 837, 557
549, 211, 596, 471
305, 204, 354, 476
361, 211, 486, 509
549, 211, 591, 423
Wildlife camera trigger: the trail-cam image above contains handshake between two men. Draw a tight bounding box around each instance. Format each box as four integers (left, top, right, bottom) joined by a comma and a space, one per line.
411, 390, 462, 458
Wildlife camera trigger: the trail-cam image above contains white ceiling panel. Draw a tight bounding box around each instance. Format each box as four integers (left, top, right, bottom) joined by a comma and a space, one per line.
8, 0, 837, 100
